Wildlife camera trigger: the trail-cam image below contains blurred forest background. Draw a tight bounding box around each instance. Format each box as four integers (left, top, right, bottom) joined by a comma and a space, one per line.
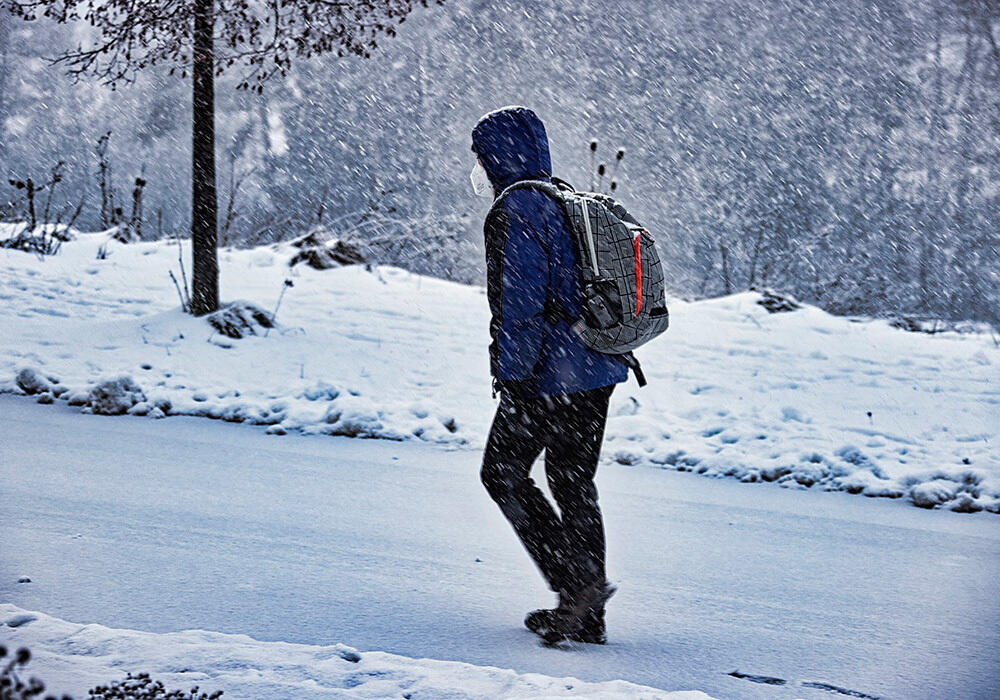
2, 0, 998, 324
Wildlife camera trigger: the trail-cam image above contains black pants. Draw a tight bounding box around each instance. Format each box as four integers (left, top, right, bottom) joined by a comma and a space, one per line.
481, 384, 614, 594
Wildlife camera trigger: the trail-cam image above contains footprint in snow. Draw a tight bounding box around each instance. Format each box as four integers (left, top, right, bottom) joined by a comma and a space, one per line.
801, 680, 881, 699
781, 407, 808, 422
729, 671, 881, 699
5, 614, 36, 628
728, 670, 785, 685
27, 307, 71, 317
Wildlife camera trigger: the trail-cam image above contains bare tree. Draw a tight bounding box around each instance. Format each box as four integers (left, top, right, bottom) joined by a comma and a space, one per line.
719, 241, 732, 295
8, 0, 441, 315
129, 175, 147, 241
94, 131, 117, 229
7, 176, 37, 231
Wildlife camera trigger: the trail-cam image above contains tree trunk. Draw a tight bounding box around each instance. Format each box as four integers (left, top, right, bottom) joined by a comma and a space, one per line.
921, 1, 946, 316
190, 0, 219, 315
719, 241, 732, 295
0, 7, 8, 168
130, 177, 146, 240
26, 178, 37, 231
747, 225, 764, 289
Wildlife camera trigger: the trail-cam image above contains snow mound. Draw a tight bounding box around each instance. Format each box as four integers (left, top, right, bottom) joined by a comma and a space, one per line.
15, 367, 52, 395
1, 235, 998, 515
288, 230, 366, 270
87, 376, 147, 416
0, 604, 714, 699
206, 301, 274, 339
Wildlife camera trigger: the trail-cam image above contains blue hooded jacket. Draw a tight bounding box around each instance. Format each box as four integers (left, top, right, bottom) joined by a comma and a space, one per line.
472, 106, 627, 397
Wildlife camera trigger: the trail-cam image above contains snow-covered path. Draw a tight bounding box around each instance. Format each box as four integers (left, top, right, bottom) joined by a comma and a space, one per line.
2, 396, 998, 699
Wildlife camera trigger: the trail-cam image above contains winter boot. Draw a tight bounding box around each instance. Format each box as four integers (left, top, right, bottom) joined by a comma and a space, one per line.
524, 606, 558, 635
525, 605, 607, 644
526, 579, 616, 644
569, 606, 607, 645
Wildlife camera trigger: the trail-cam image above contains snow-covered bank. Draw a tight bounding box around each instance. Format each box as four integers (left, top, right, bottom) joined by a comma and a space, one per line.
1, 230, 997, 513
0, 605, 711, 699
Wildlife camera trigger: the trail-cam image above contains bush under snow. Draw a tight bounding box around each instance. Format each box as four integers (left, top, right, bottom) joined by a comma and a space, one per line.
15, 368, 52, 395
205, 301, 274, 339
87, 376, 147, 416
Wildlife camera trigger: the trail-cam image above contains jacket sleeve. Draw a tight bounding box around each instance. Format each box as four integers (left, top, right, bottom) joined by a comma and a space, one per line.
487, 190, 549, 381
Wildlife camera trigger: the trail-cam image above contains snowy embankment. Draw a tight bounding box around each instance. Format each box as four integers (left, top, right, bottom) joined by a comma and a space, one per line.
1, 605, 711, 699
1, 226, 997, 513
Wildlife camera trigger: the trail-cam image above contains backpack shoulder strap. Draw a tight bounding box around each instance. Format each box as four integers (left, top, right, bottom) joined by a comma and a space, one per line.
484, 180, 575, 260
487, 179, 564, 217
485, 179, 583, 256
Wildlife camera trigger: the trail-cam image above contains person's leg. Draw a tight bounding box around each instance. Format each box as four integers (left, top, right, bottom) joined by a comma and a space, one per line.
543, 384, 614, 593
481, 392, 573, 592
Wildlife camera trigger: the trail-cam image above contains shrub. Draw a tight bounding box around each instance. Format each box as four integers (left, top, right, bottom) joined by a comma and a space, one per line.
15, 369, 51, 396
87, 377, 146, 415
205, 302, 273, 339
87, 672, 223, 699
0, 645, 223, 700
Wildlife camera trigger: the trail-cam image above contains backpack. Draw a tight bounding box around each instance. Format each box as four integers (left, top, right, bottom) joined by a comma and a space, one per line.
488, 178, 670, 387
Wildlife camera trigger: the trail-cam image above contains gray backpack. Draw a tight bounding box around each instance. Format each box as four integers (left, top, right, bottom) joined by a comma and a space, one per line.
490, 178, 670, 386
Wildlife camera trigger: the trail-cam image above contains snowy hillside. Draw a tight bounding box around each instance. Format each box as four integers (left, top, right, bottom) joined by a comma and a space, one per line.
2, 228, 997, 513
0, 605, 713, 699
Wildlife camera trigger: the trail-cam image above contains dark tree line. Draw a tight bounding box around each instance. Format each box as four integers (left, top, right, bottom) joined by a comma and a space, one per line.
2, 0, 997, 324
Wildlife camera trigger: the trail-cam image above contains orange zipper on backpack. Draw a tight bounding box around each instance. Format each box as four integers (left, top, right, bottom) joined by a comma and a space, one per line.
633, 231, 643, 315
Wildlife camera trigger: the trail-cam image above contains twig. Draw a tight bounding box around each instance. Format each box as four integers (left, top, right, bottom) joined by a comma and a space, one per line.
266, 279, 293, 336
66, 192, 86, 229
169, 270, 188, 311
40, 162, 65, 233
174, 232, 191, 310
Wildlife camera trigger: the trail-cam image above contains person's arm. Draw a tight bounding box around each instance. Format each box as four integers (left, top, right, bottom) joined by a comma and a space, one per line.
485, 190, 549, 390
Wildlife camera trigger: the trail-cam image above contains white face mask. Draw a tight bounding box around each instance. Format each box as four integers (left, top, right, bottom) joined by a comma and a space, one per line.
470, 159, 493, 198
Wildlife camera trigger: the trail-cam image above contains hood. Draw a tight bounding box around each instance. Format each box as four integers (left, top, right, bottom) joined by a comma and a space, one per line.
471, 106, 552, 193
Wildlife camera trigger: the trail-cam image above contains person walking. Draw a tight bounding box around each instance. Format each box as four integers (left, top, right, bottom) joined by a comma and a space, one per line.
471, 106, 627, 644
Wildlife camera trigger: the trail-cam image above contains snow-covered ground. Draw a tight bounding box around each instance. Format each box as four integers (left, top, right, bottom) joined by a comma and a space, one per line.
3, 397, 998, 699
1, 226, 997, 513
1, 605, 710, 700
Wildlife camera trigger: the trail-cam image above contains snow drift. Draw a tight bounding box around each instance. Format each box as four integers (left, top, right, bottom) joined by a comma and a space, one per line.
0, 605, 713, 699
